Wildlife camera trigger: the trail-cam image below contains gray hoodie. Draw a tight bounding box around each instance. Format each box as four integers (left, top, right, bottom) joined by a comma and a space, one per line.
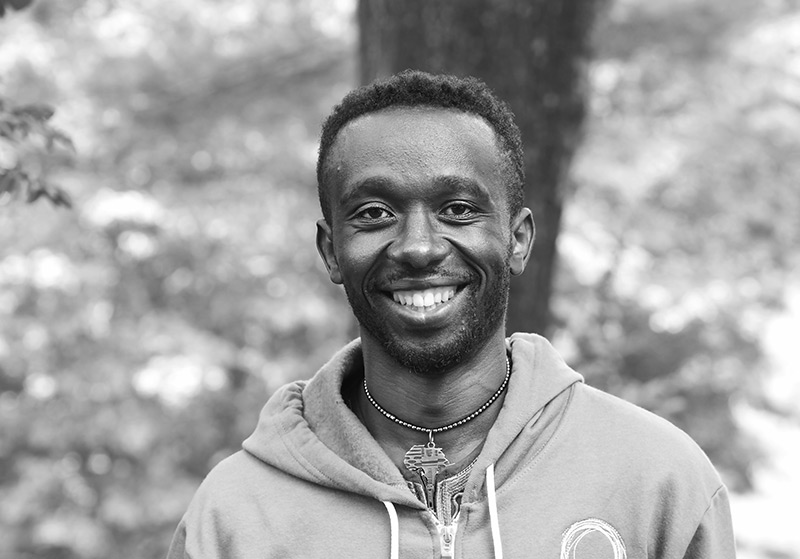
167, 333, 735, 558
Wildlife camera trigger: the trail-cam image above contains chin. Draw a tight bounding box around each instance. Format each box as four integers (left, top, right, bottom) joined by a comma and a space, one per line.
386, 340, 475, 376
368, 315, 499, 376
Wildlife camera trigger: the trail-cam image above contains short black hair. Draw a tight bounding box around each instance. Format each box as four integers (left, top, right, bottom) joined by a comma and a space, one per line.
316, 70, 524, 224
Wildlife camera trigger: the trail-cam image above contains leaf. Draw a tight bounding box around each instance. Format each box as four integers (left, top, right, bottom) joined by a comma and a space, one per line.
12, 103, 55, 122
8, 0, 34, 10
50, 186, 73, 208
0, 170, 17, 195
26, 186, 44, 203
47, 128, 76, 153
10, 118, 30, 139
0, 120, 15, 138
18, 176, 74, 209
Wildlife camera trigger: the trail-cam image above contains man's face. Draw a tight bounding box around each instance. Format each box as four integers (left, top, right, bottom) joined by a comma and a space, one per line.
317, 107, 532, 373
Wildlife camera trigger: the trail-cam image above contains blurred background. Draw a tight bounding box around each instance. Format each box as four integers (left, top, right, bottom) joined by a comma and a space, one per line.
1, 0, 798, 557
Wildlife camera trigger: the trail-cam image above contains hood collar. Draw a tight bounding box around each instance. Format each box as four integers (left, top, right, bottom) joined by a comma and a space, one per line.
243, 334, 583, 505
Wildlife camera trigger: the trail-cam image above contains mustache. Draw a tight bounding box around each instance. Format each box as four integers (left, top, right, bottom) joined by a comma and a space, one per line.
376, 266, 476, 286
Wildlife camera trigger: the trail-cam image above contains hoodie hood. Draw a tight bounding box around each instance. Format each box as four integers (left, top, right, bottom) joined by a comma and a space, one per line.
242, 333, 583, 507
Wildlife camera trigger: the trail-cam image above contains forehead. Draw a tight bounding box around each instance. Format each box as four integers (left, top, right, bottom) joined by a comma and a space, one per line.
324, 107, 506, 203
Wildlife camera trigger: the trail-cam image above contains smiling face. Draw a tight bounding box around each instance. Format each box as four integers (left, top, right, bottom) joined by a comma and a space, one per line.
317, 107, 534, 374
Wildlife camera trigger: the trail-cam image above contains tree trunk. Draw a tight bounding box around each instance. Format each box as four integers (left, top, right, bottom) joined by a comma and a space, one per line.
358, 0, 599, 336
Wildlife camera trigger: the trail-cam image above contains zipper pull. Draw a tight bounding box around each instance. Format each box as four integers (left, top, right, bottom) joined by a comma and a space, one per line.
438, 522, 456, 558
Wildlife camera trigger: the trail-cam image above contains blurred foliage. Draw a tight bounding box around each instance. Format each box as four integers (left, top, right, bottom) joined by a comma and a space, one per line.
0, 0, 798, 558
1, 1, 356, 557
1, 0, 74, 208
0, 98, 74, 207
554, 0, 800, 493
0, 0, 33, 18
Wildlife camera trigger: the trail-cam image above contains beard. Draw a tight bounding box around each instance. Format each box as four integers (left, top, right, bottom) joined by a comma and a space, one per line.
342, 257, 511, 375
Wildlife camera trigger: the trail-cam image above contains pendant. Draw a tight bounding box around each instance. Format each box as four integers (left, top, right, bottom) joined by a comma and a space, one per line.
403, 432, 449, 509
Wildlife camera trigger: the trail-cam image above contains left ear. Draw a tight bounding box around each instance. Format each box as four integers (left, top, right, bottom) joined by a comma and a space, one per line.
509, 207, 535, 276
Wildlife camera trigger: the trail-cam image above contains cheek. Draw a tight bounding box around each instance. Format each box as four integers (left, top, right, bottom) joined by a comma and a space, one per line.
334, 237, 382, 278
449, 228, 510, 265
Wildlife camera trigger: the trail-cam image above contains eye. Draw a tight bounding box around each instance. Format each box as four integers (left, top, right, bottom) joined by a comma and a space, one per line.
441, 202, 477, 220
354, 205, 393, 222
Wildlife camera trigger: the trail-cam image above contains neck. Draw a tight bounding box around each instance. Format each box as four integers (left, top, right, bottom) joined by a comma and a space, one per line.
355, 330, 510, 470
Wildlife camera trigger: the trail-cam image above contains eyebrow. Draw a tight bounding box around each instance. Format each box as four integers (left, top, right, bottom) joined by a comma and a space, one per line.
339, 175, 493, 208
434, 175, 493, 203
338, 176, 395, 208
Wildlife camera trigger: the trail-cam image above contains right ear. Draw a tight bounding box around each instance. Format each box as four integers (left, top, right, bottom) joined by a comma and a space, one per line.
315, 219, 342, 284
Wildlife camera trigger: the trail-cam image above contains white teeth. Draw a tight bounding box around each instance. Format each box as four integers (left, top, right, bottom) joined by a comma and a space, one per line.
392, 287, 457, 309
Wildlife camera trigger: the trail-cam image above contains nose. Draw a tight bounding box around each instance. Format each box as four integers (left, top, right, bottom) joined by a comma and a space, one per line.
386, 211, 448, 269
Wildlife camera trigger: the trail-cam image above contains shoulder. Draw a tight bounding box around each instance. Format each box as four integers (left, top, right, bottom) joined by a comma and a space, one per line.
570, 383, 700, 445
173, 451, 288, 557
180, 451, 298, 538
191, 450, 292, 507
564, 383, 723, 489
179, 450, 297, 537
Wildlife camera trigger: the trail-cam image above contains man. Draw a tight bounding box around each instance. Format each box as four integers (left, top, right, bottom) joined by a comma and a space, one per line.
167, 71, 735, 558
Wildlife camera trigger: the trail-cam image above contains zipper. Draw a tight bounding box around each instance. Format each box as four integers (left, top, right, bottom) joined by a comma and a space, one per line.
431, 514, 458, 558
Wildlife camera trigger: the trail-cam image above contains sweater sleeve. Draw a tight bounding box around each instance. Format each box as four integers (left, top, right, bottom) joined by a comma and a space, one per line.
683, 485, 736, 559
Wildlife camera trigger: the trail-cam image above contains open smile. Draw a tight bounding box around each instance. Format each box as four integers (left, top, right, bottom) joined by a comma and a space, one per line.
391, 286, 458, 312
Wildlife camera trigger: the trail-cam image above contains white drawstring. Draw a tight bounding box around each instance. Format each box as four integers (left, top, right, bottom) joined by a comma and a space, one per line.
383, 501, 399, 559
486, 463, 504, 559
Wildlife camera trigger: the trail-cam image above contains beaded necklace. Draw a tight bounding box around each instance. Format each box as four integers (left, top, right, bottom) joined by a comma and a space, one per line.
363, 358, 511, 506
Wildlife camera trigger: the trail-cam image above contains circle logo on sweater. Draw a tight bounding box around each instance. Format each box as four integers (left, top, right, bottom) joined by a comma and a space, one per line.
560, 518, 627, 559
